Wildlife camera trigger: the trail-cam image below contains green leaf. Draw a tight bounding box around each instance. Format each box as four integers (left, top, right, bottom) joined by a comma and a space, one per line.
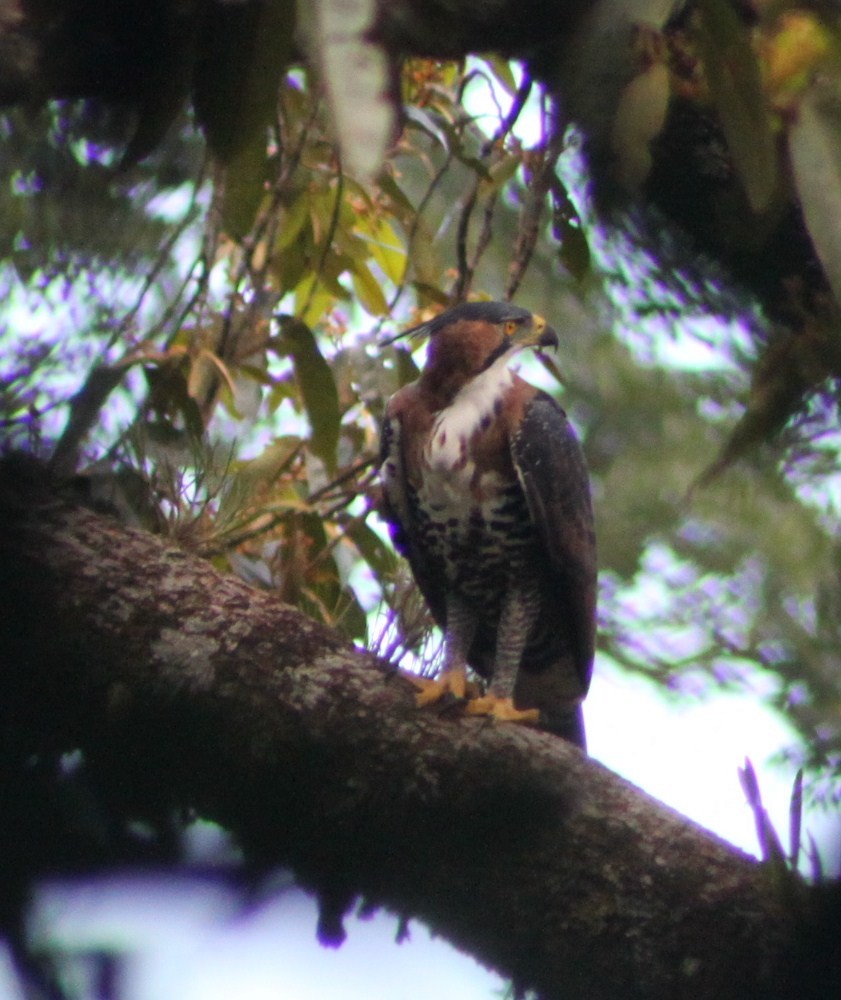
196, 0, 296, 237
295, 273, 338, 329
194, 0, 296, 161
272, 243, 308, 297
789, 80, 841, 311
277, 316, 341, 472
332, 587, 369, 642
144, 360, 205, 440
351, 260, 389, 316
280, 511, 368, 640
699, 0, 777, 213
377, 172, 418, 218
406, 218, 440, 287
403, 106, 450, 149
478, 152, 522, 198
551, 178, 591, 281
275, 193, 312, 252
221, 132, 270, 241
345, 519, 398, 580
215, 437, 302, 523
242, 436, 302, 483
357, 216, 406, 285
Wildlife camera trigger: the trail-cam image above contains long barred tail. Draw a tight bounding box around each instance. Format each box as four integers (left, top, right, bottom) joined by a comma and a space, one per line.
540, 703, 587, 752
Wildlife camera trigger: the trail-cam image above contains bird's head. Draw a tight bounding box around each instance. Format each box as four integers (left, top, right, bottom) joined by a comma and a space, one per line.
390, 302, 558, 397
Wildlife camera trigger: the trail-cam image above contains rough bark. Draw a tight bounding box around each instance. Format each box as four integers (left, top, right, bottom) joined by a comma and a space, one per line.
0, 456, 836, 1000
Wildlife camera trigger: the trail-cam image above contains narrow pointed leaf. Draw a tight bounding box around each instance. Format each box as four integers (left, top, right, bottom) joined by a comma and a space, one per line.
789, 81, 841, 312
277, 316, 341, 472
351, 261, 389, 316
699, 0, 777, 212
346, 519, 399, 580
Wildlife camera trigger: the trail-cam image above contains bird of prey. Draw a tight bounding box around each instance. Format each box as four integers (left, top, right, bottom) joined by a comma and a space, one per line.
379, 301, 596, 748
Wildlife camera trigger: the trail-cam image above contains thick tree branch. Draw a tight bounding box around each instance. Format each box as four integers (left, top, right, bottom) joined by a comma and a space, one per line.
0, 456, 835, 999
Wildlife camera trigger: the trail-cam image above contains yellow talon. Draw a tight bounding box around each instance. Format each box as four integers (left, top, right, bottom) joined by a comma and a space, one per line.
402, 671, 532, 722
464, 696, 540, 724
401, 666, 469, 706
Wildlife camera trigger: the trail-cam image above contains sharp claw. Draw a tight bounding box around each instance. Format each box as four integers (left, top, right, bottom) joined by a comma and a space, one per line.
464, 696, 540, 724
403, 671, 535, 725
404, 667, 468, 706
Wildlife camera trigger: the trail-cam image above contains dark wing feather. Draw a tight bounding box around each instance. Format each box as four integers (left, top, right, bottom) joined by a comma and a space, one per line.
378, 412, 410, 552
510, 390, 596, 693
379, 408, 448, 627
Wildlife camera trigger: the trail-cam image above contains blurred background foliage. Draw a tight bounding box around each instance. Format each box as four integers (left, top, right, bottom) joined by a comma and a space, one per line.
0, 0, 840, 803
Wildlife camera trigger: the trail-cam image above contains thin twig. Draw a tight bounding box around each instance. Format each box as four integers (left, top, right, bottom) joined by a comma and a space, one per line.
506, 99, 566, 300
451, 70, 536, 302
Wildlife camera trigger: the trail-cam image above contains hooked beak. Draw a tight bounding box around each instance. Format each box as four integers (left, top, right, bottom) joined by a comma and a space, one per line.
511, 314, 559, 351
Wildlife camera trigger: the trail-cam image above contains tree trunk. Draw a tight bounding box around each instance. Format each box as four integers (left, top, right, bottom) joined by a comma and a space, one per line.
0, 456, 836, 999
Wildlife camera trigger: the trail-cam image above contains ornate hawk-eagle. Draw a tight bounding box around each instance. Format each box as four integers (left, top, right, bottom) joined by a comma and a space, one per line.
380, 301, 596, 748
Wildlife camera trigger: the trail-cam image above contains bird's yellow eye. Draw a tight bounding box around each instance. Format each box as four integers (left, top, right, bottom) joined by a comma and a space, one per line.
504, 320, 518, 336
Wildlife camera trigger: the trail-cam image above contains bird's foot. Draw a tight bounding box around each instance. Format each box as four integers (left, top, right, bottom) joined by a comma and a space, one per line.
464, 696, 540, 725
403, 667, 477, 707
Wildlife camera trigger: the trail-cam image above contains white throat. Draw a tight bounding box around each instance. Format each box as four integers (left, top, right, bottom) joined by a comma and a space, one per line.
425, 353, 514, 471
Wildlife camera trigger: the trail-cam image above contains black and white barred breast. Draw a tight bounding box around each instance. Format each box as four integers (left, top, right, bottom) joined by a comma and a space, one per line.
409, 468, 538, 608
